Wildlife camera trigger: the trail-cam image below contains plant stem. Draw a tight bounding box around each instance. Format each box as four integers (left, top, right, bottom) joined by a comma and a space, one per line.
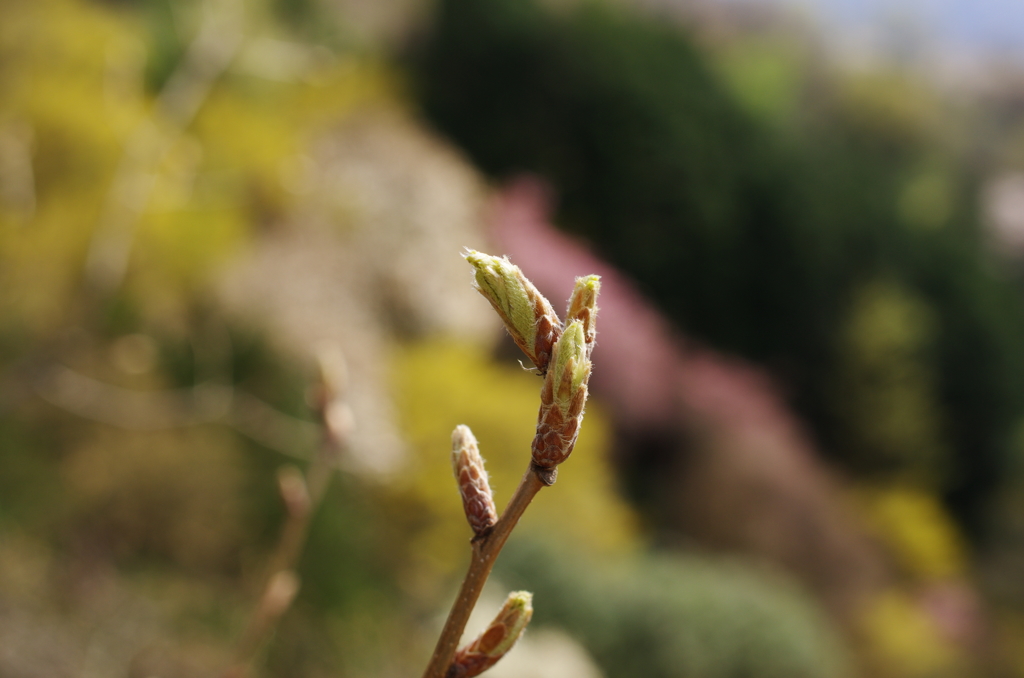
223, 415, 342, 677
421, 467, 546, 678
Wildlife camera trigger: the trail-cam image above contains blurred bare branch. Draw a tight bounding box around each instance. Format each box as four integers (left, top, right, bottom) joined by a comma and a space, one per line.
226, 390, 320, 459
155, 0, 244, 128
32, 366, 318, 459
86, 0, 244, 293
34, 364, 231, 429
223, 345, 353, 678
0, 120, 36, 224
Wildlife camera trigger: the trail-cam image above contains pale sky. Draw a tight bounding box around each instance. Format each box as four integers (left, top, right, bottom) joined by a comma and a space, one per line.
716, 0, 1024, 66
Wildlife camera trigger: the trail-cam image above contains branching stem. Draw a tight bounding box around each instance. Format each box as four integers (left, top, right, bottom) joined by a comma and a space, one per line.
421, 467, 547, 678
222, 438, 336, 678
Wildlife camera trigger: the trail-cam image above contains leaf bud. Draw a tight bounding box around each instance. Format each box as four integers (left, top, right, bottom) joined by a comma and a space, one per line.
565, 275, 600, 357
451, 425, 498, 536
449, 591, 534, 678
464, 250, 562, 374
531, 320, 591, 470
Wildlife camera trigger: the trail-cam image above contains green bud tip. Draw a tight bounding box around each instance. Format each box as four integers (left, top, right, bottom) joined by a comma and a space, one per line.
463, 249, 562, 373
481, 591, 534, 657
569, 275, 601, 310
551, 320, 589, 409
450, 591, 535, 678
464, 250, 536, 341
566, 275, 600, 348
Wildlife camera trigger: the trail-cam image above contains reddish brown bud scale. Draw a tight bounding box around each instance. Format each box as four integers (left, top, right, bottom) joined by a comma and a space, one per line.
540, 376, 554, 403
569, 383, 588, 417
531, 408, 584, 468
447, 653, 493, 678
451, 425, 497, 536
448, 592, 533, 678
543, 405, 564, 429
527, 294, 561, 374
530, 321, 591, 470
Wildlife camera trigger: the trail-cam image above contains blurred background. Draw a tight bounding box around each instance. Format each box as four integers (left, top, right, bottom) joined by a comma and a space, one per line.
5, 0, 1024, 676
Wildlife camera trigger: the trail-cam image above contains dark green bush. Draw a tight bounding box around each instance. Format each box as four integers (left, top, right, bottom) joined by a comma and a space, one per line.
409, 0, 1024, 539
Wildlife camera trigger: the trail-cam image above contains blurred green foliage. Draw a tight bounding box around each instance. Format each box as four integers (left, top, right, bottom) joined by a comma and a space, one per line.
0, 335, 411, 676
500, 539, 852, 678
0, 0, 391, 334
832, 279, 947, 479
853, 485, 968, 581
390, 339, 640, 585
389, 339, 864, 677
712, 36, 806, 126
409, 0, 1024, 540
3, 0, 1024, 675
859, 587, 968, 678
0, 0, 412, 673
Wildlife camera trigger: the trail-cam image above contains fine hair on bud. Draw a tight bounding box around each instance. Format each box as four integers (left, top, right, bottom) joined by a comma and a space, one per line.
463, 250, 562, 374
531, 320, 591, 470
449, 592, 534, 678
451, 425, 498, 536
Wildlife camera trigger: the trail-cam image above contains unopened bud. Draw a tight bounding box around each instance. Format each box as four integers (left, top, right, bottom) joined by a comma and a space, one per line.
449, 592, 534, 678
277, 465, 311, 519
324, 400, 355, 444
316, 344, 348, 403
316, 345, 354, 446
261, 570, 300, 620
565, 275, 600, 357
531, 320, 591, 470
464, 250, 562, 374
452, 425, 497, 536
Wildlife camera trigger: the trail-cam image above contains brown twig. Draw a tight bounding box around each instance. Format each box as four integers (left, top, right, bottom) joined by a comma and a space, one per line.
421, 466, 546, 678
421, 255, 599, 678
222, 348, 351, 678
222, 440, 338, 677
